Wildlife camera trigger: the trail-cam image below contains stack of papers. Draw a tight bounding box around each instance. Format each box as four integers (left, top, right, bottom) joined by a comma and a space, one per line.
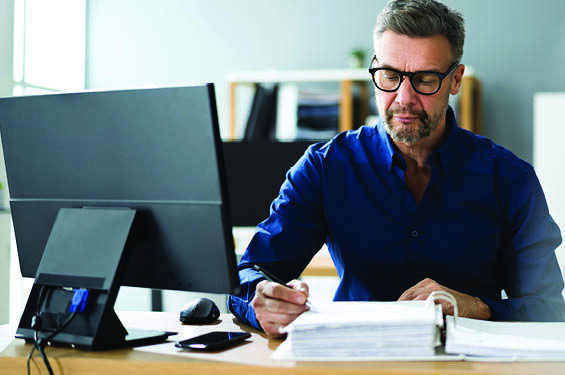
273, 294, 565, 362
445, 316, 565, 360
274, 301, 443, 361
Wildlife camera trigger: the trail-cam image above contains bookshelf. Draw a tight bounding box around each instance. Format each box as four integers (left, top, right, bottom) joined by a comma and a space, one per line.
227, 69, 369, 140
227, 69, 481, 139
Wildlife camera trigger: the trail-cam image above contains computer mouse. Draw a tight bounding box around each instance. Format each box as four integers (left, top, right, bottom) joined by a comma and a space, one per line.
179, 297, 220, 324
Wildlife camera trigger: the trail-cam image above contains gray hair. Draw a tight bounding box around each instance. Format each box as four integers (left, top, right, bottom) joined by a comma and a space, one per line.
374, 0, 465, 64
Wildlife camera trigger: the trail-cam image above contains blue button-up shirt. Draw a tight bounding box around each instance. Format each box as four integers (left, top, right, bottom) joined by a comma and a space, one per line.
229, 108, 565, 330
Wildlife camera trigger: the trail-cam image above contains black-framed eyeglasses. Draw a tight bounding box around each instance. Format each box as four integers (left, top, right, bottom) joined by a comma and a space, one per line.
368, 56, 458, 95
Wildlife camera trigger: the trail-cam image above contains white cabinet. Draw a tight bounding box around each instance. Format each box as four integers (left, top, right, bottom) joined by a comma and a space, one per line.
534, 92, 565, 277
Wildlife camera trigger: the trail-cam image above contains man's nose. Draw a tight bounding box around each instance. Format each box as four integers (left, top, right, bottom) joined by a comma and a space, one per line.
394, 77, 418, 106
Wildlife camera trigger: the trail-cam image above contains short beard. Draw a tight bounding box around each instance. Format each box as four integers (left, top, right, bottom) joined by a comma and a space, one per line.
380, 89, 450, 144
384, 106, 439, 143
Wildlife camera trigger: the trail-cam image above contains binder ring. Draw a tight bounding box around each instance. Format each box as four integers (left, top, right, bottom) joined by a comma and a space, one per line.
430, 290, 458, 327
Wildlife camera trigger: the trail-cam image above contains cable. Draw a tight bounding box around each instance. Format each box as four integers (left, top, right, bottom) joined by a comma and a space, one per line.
26, 288, 89, 375
44, 311, 78, 342
26, 339, 36, 375
27, 286, 46, 375
35, 329, 54, 375
37, 311, 77, 375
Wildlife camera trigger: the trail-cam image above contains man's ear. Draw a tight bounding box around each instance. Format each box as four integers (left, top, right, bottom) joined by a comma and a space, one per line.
450, 64, 465, 95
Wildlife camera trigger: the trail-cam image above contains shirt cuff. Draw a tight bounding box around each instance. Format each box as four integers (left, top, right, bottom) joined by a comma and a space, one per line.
478, 297, 513, 321
228, 294, 262, 331
228, 268, 266, 331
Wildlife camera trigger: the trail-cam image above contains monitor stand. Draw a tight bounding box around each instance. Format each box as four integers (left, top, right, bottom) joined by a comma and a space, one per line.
15, 207, 176, 351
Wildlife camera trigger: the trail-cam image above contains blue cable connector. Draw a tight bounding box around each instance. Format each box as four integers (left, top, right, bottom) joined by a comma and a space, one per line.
70, 288, 89, 313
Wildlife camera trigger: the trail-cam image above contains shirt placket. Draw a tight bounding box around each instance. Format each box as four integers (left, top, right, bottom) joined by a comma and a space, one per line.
394, 155, 442, 288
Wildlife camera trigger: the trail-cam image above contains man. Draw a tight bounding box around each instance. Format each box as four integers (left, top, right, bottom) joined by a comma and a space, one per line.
229, 0, 565, 337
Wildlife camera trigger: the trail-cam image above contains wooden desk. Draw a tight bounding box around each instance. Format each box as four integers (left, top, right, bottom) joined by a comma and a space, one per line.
2, 311, 565, 375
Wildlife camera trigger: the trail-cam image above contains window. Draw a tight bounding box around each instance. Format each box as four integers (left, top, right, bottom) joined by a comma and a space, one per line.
13, 0, 86, 95
8, 0, 87, 326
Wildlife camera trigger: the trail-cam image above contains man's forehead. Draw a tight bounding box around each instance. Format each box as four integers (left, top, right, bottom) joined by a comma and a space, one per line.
374, 31, 452, 70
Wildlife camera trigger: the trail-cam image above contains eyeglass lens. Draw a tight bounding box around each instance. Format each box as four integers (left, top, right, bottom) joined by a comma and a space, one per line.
374, 70, 441, 94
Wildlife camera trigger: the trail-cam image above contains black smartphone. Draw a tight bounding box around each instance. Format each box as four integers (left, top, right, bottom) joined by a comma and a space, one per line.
175, 331, 251, 351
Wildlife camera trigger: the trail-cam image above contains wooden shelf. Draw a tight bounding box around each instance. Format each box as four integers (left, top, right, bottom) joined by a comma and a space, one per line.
458, 75, 482, 134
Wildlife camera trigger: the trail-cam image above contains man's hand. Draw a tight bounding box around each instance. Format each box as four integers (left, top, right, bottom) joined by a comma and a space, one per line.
251, 279, 311, 337
398, 278, 492, 320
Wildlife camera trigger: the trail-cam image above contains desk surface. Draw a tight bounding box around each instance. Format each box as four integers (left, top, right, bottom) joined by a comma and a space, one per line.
2, 311, 565, 375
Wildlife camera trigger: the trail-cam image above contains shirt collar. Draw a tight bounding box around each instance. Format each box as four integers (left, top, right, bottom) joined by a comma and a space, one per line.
377, 106, 459, 174
377, 120, 398, 171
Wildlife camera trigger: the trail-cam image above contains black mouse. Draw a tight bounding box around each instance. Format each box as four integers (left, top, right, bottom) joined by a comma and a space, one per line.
179, 297, 220, 324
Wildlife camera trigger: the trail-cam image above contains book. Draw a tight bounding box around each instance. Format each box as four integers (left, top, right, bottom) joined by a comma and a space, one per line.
275, 85, 368, 141
243, 84, 278, 141
295, 89, 339, 140
275, 86, 341, 141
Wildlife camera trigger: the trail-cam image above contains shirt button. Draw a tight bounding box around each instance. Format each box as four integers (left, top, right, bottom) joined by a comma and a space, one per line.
411, 230, 418, 237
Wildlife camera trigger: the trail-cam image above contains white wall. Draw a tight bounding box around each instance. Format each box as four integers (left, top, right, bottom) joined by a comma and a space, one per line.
86, 0, 380, 139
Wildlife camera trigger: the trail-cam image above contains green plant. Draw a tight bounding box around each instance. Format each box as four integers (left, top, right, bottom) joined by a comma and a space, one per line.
351, 48, 365, 61
350, 48, 366, 68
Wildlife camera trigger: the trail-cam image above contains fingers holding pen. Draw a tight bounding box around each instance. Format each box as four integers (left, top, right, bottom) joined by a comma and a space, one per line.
254, 280, 310, 313
252, 280, 311, 337
287, 279, 310, 298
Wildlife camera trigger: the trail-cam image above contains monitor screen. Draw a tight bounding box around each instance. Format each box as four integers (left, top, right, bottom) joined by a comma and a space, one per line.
0, 84, 239, 295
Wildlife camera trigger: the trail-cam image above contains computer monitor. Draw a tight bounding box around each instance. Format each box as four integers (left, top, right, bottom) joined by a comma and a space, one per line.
0, 84, 239, 350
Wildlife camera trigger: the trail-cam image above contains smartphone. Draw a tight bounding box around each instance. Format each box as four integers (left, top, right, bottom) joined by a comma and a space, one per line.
175, 331, 251, 351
